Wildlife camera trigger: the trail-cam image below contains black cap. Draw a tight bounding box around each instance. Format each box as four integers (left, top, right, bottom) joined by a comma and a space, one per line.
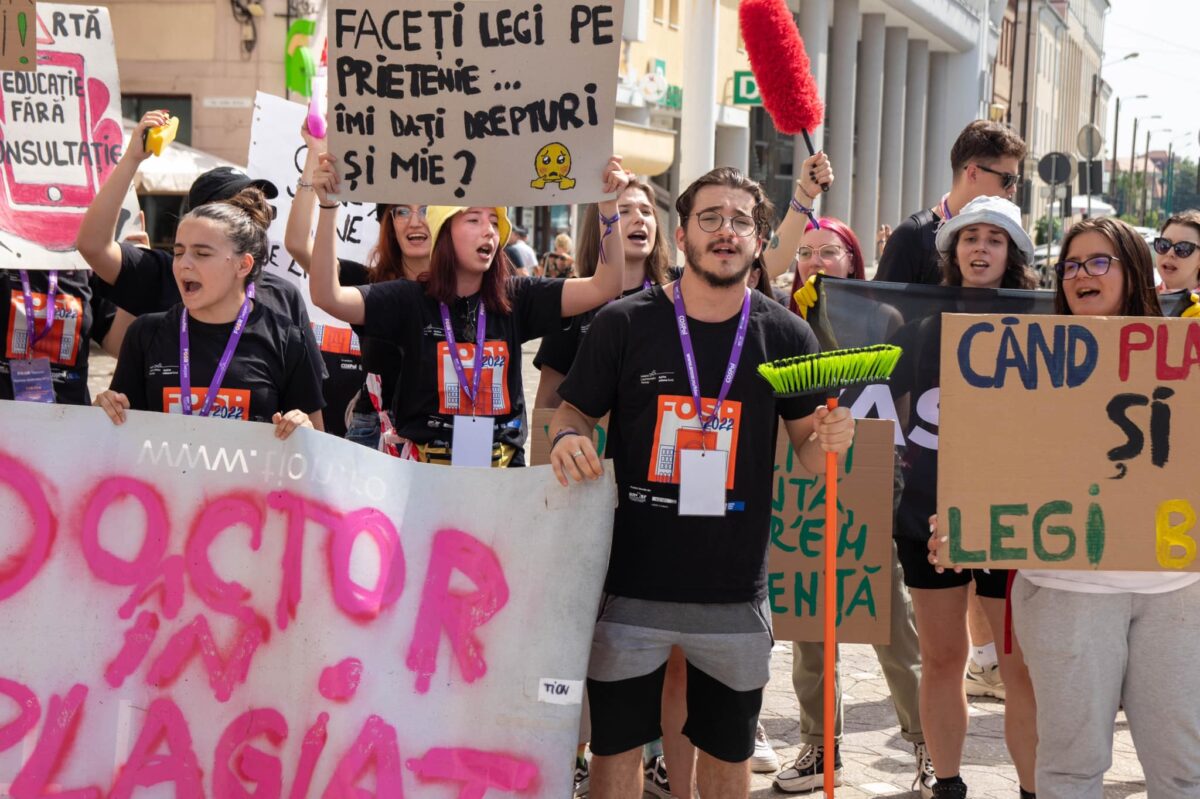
186, 166, 278, 212
512, 225, 529, 237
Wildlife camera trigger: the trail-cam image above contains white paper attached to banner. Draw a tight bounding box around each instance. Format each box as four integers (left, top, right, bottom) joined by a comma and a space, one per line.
0, 400, 616, 798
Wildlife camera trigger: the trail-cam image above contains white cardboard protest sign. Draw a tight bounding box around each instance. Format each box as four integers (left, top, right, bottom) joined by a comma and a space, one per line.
0, 4, 135, 269
248, 91, 380, 333
0, 400, 616, 797
328, 0, 623, 206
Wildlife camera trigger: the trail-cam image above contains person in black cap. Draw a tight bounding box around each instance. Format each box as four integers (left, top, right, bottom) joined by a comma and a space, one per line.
75, 110, 325, 385
504, 225, 538, 276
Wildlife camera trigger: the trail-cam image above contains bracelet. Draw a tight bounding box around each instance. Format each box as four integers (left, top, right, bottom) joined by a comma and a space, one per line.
597, 211, 620, 264
297, 179, 313, 190
318, 202, 340, 209
550, 427, 580, 453
790, 197, 821, 231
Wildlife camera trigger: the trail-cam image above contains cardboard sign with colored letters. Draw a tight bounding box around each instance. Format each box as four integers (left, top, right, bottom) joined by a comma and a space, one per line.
938, 314, 1200, 571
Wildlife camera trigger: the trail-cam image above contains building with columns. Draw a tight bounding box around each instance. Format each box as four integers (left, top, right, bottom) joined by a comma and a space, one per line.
743, 0, 1005, 263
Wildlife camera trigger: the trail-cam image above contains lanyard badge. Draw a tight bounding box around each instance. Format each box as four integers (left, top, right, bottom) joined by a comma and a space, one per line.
179, 284, 255, 417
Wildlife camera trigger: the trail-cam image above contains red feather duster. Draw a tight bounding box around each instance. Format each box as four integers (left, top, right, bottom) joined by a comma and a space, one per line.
738, 0, 824, 135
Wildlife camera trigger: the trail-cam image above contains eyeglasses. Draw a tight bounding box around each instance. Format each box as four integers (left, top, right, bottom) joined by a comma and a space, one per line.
1153, 237, 1199, 259
391, 206, 428, 221
974, 163, 1022, 191
797, 245, 846, 261
1054, 255, 1120, 280
694, 211, 756, 237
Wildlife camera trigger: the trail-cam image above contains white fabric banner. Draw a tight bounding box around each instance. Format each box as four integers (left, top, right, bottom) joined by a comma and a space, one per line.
0, 400, 615, 797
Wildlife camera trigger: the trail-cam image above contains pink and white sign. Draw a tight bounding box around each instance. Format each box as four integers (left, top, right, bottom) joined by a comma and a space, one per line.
0, 4, 130, 268
0, 401, 616, 797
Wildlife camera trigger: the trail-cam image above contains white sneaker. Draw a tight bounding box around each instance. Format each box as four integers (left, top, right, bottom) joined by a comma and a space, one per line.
773, 743, 843, 794
751, 722, 780, 773
913, 742, 936, 799
964, 657, 1006, 700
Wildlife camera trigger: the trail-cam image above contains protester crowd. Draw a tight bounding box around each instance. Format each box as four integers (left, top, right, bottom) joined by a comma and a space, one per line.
3, 108, 1199, 799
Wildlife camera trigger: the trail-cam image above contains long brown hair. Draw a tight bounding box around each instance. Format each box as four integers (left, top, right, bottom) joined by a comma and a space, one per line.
575, 178, 670, 285
941, 231, 1038, 289
422, 217, 513, 314
1054, 217, 1160, 317
369, 205, 422, 283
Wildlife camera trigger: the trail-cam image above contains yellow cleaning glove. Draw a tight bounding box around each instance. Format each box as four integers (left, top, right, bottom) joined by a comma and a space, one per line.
1184, 293, 1200, 319
793, 272, 822, 320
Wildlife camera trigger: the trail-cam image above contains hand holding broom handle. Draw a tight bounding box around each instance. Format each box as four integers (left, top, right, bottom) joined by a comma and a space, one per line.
801, 130, 830, 193
758, 345, 902, 799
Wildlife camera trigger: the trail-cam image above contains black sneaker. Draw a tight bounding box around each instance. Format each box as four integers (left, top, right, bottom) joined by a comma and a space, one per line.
643, 754, 672, 798
932, 779, 968, 799
773, 744, 843, 794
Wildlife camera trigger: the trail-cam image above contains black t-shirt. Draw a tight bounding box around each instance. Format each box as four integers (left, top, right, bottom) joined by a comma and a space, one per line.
342, 263, 406, 422
110, 302, 325, 422
534, 285, 649, 375
887, 314, 942, 543
311, 259, 370, 437
0, 268, 93, 405
874, 209, 942, 286
558, 286, 821, 603
359, 277, 564, 458
103, 243, 327, 380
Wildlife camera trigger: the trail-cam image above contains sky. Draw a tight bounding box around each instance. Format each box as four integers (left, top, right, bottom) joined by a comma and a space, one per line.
1101, 0, 1200, 165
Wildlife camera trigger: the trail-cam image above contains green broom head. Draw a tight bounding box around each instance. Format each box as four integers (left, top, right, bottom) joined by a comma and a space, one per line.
757, 344, 902, 398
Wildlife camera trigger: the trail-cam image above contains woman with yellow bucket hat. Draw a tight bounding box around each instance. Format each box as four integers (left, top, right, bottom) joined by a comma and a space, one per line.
307, 152, 629, 467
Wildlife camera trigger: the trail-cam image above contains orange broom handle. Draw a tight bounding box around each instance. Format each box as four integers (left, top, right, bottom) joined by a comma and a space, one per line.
823, 395, 838, 799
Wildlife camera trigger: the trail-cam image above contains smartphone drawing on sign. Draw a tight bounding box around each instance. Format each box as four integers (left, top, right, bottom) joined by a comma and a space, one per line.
0, 48, 122, 251
0, 51, 98, 209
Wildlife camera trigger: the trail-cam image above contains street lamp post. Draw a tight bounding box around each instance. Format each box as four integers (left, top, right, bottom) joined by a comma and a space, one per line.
1111, 94, 1147, 213
1130, 115, 1161, 220
1142, 128, 1171, 226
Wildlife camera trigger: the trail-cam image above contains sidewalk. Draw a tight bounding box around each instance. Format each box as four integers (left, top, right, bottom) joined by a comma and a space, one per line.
752, 642, 1148, 799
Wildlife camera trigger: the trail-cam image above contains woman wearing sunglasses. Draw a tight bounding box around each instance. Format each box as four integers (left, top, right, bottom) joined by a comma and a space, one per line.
1152, 211, 1200, 294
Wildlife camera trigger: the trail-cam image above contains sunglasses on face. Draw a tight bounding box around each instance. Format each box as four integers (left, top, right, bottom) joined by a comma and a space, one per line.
974, 163, 1022, 191
1153, 237, 1199, 258
1054, 255, 1120, 280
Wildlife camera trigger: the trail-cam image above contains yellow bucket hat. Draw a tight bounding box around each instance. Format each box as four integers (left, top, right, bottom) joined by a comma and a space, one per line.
425, 206, 512, 260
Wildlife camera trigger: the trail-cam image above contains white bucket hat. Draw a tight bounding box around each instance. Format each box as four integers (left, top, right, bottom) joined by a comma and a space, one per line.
935, 195, 1035, 265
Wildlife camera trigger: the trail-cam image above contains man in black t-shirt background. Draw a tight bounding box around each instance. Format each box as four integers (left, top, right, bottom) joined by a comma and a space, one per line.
874, 120, 1027, 286
548, 167, 854, 799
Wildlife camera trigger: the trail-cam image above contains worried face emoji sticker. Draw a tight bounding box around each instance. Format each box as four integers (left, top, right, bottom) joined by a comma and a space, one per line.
530, 143, 576, 190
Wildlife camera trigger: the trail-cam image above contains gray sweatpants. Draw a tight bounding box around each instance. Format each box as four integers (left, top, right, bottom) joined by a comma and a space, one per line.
1011, 574, 1200, 799
790, 540, 923, 744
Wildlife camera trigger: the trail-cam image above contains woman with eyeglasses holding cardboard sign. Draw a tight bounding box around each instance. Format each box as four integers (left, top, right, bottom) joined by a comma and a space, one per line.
932, 216, 1200, 799
1153, 210, 1200, 294
306, 152, 629, 467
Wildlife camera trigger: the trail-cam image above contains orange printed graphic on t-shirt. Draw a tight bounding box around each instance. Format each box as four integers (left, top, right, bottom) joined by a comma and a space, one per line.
312, 322, 362, 356
162, 387, 253, 420
647, 394, 742, 488
436, 341, 510, 416
6, 290, 84, 365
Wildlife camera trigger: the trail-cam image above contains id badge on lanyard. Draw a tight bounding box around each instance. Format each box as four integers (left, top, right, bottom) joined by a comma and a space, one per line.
439, 300, 492, 467
672, 284, 751, 517
13, 270, 58, 403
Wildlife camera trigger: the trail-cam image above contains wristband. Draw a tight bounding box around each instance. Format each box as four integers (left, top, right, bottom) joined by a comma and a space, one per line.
318, 202, 340, 209
297, 179, 313, 190
597, 210, 620, 265
550, 427, 581, 454
790, 196, 821, 231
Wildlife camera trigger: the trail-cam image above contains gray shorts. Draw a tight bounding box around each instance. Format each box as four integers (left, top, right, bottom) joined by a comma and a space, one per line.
588, 594, 774, 692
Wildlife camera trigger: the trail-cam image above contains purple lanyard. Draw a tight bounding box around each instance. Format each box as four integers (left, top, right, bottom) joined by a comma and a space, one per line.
672, 284, 752, 434
19, 270, 58, 356
179, 283, 255, 417
439, 299, 487, 411
939, 194, 953, 221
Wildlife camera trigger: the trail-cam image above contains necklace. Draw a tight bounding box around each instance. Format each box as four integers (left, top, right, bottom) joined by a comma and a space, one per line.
460, 295, 480, 340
